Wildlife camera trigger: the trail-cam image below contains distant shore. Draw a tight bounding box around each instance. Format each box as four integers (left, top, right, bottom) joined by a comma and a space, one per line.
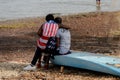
0, 11, 120, 37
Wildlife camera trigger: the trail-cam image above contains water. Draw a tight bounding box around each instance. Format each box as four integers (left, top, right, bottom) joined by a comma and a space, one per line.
0, 0, 120, 21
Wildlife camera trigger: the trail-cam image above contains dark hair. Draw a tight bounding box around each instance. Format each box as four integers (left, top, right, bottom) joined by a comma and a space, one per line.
45, 14, 54, 22
54, 17, 62, 24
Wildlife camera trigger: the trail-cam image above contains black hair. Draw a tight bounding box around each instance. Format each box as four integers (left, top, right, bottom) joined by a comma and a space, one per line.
54, 17, 62, 24
45, 14, 54, 22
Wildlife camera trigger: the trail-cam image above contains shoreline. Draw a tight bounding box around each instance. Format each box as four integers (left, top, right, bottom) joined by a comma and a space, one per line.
0, 10, 118, 21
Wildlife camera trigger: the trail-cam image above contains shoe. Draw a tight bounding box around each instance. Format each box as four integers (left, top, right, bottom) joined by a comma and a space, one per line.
37, 63, 41, 68
44, 64, 49, 70
23, 64, 36, 71
37, 61, 45, 68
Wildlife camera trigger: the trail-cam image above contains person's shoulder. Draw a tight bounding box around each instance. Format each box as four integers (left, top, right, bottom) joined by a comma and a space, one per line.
59, 24, 70, 30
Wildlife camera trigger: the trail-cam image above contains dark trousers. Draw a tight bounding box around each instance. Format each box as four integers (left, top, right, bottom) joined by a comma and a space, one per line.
31, 47, 42, 65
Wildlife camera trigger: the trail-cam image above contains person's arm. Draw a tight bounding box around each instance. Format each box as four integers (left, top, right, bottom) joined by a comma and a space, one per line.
37, 24, 43, 37
56, 37, 60, 48
56, 30, 60, 48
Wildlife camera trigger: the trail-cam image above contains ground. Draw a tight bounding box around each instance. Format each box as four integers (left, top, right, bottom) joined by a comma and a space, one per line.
0, 11, 120, 80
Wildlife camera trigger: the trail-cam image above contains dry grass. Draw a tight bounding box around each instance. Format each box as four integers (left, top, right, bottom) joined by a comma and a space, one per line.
0, 17, 44, 29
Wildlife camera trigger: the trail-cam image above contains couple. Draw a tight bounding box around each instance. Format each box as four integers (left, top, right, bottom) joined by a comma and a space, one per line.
23, 14, 71, 71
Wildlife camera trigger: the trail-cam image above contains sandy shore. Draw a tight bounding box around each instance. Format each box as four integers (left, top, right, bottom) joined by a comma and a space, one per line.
0, 11, 120, 80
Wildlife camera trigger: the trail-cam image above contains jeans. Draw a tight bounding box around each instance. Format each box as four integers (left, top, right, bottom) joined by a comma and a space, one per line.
31, 47, 42, 65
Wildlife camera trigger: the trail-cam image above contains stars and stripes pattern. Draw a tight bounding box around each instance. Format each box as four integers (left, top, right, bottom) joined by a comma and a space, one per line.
43, 22, 58, 37
37, 20, 58, 49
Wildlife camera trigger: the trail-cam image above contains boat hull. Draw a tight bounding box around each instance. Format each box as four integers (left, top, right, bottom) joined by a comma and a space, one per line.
50, 51, 120, 77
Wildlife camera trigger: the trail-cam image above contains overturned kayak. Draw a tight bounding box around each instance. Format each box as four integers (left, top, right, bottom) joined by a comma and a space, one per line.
50, 51, 120, 77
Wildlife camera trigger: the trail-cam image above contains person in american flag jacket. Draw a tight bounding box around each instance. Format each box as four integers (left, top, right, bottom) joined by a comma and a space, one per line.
23, 14, 58, 71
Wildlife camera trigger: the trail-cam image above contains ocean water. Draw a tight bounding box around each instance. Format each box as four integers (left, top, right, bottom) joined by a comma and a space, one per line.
0, 0, 120, 21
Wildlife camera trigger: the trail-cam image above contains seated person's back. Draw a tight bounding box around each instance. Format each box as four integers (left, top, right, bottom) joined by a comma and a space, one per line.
55, 17, 71, 55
